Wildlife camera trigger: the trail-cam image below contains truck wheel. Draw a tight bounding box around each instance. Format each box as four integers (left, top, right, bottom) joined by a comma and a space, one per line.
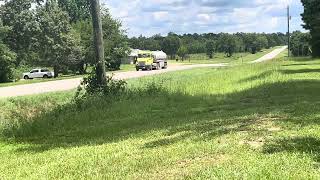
24, 75, 29, 80
43, 75, 49, 78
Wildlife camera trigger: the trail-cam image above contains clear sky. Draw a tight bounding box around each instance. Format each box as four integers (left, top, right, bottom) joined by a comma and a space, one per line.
103, 0, 305, 37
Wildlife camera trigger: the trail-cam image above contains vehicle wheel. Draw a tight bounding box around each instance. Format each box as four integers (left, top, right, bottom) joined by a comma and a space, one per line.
43, 75, 49, 78
24, 76, 29, 80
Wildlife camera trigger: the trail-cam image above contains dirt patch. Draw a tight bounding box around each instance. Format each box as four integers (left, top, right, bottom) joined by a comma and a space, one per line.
240, 137, 265, 149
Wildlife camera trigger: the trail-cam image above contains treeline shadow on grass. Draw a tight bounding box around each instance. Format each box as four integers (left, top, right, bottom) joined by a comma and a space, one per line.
281, 69, 320, 74
3, 79, 320, 154
263, 136, 320, 163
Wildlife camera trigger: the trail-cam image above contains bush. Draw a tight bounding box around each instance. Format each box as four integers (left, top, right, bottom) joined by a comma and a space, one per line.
75, 69, 127, 100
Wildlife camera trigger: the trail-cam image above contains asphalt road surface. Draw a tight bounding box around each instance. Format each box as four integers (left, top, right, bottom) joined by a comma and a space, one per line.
0, 64, 227, 98
0, 46, 287, 98
251, 46, 287, 63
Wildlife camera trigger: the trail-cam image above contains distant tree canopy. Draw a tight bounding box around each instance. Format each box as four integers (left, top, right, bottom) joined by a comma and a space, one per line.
205, 40, 215, 59
301, 0, 320, 57
128, 32, 287, 59
0, 0, 128, 82
177, 46, 188, 61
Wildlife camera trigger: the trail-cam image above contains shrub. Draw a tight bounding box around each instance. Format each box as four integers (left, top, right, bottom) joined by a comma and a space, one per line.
75, 69, 127, 101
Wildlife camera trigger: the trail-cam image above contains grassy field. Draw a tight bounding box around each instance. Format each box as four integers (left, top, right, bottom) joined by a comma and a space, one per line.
0, 48, 279, 88
169, 47, 280, 65
1, 56, 320, 179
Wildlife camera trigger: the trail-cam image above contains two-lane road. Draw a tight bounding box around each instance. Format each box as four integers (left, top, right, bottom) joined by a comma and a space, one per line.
0, 63, 227, 98
0, 46, 287, 98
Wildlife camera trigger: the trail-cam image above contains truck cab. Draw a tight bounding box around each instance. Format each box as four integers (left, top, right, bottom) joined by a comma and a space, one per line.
136, 50, 167, 71
136, 51, 153, 71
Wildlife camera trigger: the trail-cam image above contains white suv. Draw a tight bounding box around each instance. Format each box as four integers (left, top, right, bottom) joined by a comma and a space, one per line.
23, 69, 55, 79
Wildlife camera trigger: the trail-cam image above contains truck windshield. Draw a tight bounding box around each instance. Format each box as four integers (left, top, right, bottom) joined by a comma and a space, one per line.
138, 54, 150, 58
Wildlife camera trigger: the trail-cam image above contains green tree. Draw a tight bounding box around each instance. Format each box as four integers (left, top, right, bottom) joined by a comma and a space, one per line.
36, 3, 82, 77
57, 0, 91, 23
256, 35, 268, 51
0, 0, 40, 65
161, 34, 181, 59
0, 20, 16, 83
177, 46, 188, 61
290, 31, 311, 57
102, 9, 129, 71
217, 34, 240, 57
301, 0, 320, 57
73, 8, 129, 71
205, 40, 215, 59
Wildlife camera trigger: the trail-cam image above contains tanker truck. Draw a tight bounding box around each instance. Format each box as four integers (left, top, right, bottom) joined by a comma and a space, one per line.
135, 50, 167, 71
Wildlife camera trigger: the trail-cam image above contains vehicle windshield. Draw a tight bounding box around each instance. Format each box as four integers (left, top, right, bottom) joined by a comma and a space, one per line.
138, 54, 151, 58
41, 69, 49, 72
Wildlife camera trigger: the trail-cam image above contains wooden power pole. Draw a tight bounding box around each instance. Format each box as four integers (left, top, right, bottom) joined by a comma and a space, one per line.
90, 0, 106, 85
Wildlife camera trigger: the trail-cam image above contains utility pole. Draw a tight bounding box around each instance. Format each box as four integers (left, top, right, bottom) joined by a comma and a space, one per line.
90, 0, 106, 85
287, 5, 290, 58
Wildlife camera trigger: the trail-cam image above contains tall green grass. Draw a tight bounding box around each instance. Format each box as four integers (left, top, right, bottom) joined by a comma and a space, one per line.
1, 57, 320, 179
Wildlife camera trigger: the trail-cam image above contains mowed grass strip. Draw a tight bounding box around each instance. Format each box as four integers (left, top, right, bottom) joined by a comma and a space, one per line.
1, 57, 320, 179
169, 46, 280, 65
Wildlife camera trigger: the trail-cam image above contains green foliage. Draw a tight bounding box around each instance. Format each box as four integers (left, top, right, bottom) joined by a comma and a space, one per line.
35, 3, 82, 77
56, 0, 91, 23
72, 20, 94, 74
0, 0, 129, 81
217, 33, 242, 57
205, 40, 215, 58
75, 70, 126, 99
129, 32, 286, 57
301, 0, 320, 57
161, 33, 181, 59
0, 20, 16, 83
290, 31, 311, 57
0, 44, 16, 83
102, 9, 129, 71
0, 0, 40, 65
177, 46, 188, 60
72, 9, 129, 71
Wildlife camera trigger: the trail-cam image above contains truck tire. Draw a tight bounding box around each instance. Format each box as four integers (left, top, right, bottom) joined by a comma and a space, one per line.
43, 74, 49, 78
24, 75, 29, 80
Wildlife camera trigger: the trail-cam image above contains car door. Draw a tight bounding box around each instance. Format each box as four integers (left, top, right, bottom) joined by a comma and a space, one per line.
35, 69, 42, 78
30, 70, 39, 78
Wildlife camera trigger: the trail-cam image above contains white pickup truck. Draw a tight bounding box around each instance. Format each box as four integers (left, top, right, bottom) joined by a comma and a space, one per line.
23, 69, 55, 79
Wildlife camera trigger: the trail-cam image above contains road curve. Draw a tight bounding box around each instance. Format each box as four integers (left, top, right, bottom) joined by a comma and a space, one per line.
0, 46, 287, 98
251, 46, 287, 63
0, 63, 227, 98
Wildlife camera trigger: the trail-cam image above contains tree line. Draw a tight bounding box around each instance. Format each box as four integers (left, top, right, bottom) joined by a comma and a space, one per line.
0, 0, 129, 83
128, 32, 288, 60
301, 0, 320, 58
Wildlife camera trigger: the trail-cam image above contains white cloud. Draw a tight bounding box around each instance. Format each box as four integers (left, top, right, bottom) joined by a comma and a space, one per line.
104, 0, 305, 37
